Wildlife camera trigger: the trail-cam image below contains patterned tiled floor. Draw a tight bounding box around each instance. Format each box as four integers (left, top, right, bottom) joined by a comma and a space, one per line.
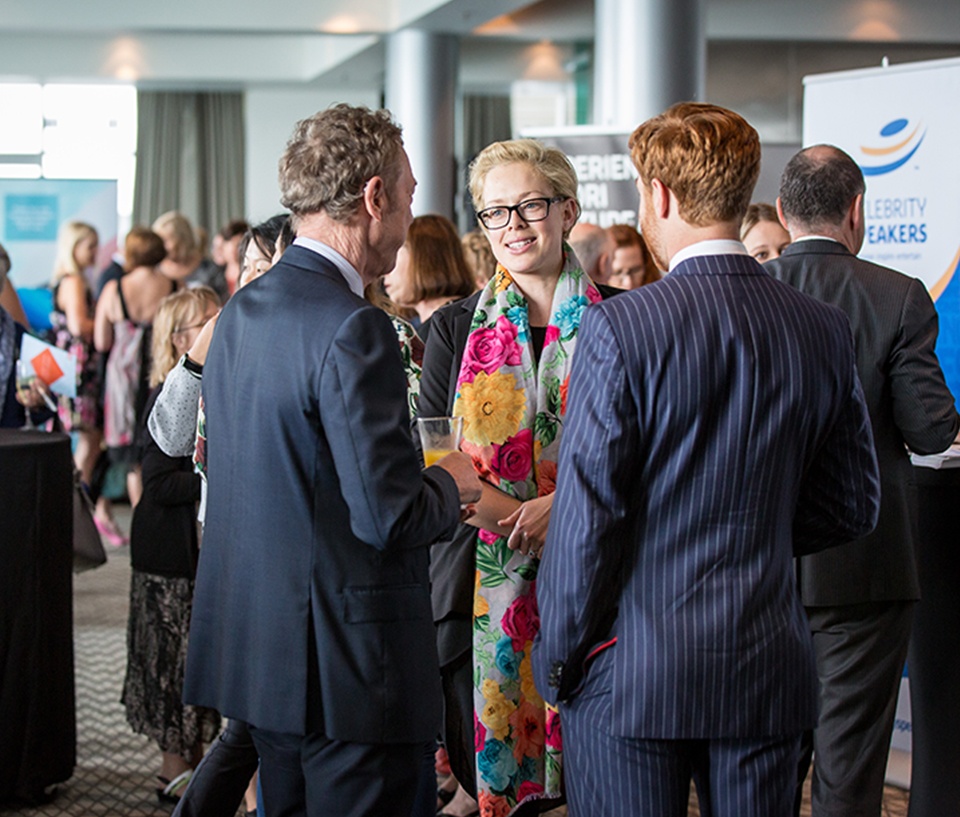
1, 508, 910, 816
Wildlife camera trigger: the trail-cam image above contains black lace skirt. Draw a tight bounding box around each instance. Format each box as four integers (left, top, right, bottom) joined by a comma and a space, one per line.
121, 570, 220, 761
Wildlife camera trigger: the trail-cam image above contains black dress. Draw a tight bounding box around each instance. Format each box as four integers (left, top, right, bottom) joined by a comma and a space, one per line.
121, 388, 220, 761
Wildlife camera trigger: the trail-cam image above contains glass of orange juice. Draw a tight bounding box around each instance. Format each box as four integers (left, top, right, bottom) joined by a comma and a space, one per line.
418, 416, 463, 467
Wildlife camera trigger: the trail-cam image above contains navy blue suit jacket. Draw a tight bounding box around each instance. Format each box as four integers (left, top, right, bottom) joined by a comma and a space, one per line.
532, 253, 880, 739
183, 245, 460, 742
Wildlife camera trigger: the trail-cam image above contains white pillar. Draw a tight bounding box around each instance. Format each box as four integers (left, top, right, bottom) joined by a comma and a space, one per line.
385, 30, 458, 218
594, 0, 705, 129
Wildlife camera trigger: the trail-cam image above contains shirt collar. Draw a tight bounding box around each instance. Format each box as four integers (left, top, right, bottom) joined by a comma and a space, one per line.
791, 235, 845, 246
293, 236, 364, 298
668, 239, 749, 272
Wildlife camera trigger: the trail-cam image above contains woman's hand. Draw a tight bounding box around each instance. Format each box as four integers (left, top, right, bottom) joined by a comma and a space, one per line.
15, 376, 51, 410
499, 493, 554, 557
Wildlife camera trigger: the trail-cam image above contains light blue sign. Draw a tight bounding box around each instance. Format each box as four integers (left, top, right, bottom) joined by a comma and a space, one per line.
5, 194, 59, 241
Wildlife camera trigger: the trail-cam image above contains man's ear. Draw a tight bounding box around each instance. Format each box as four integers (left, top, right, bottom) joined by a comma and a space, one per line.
776, 198, 790, 232
650, 178, 670, 219
848, 192, 864, 234
363, 176, 386, 223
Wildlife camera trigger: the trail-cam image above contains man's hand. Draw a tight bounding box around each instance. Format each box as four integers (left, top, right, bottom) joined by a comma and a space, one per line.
431, 451, 482, 505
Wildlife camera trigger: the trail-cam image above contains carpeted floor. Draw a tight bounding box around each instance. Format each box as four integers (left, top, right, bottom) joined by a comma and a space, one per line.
0, 508, 910, 817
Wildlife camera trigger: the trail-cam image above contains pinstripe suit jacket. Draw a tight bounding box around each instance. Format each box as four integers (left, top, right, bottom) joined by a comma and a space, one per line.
765, 240, 959, 606
532, 252, 880, 739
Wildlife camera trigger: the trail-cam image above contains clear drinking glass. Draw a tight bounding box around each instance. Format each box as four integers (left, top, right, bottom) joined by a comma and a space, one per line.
417, 416, 464, 467
15, 359, 37, 430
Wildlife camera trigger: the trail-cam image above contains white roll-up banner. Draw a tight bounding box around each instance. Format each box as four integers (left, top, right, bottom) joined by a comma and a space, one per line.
804, 57, 960, 403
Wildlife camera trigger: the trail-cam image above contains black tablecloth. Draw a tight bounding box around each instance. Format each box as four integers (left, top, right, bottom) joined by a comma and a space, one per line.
0, 429, 75, 803
907, 464, 960, 817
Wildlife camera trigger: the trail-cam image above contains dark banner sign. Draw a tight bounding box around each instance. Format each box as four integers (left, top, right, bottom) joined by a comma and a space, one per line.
531, 130, 638, 228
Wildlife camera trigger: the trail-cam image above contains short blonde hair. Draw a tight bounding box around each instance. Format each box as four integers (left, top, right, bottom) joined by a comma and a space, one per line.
150, 286, 220, 386
52, 221, 98, 284
468, 139, 580, 236
629, 102, 760, 227
152, 211, 199, 264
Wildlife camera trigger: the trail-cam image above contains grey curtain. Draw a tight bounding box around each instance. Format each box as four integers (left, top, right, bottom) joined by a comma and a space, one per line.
133, 91, 245, 233
459, 94, 511, 230
462, 94, 512, 163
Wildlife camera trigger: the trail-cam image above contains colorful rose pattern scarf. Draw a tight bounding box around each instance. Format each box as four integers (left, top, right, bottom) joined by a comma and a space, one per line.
453, 247, 600, 816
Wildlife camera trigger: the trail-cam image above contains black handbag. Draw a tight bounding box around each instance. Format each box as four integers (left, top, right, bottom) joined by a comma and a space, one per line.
73, 470, 107, 572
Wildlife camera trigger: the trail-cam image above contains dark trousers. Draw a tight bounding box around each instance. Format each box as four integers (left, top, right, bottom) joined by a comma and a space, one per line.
799, 601, 913, 817
172, 719, 259, 817
249, 725, 421, 817
410, 741, 437, 817
440, 649, 477, 797
562, 648, 800, 817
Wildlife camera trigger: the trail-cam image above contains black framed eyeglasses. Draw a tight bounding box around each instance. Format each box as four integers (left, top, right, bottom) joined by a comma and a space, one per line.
476, 196, 566, 230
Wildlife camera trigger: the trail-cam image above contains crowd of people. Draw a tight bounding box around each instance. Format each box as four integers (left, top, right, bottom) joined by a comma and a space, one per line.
1, 97, 956, 817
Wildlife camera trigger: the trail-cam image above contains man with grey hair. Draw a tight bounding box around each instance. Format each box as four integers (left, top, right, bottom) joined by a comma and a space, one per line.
569, 221, 614, 283
184, 104, 481, 817
766, 144, 959, 817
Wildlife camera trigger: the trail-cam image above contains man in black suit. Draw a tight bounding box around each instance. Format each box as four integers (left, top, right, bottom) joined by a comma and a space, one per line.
183, 104, 482, 817
765, 145, 959, 817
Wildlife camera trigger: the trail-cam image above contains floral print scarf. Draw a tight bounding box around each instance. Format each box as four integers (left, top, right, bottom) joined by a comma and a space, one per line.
453, 246, 600, 816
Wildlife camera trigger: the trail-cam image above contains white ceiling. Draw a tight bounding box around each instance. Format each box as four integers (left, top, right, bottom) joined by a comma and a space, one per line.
0, 0, 958, 89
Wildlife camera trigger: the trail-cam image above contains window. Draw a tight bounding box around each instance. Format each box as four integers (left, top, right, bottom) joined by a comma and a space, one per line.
0, 83, 137, 235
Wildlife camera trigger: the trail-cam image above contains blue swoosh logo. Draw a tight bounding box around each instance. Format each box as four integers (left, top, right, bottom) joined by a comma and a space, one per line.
862, 134, 925, 176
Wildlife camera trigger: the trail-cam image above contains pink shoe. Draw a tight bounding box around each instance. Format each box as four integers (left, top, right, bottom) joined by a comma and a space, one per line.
94, 516, 129, 547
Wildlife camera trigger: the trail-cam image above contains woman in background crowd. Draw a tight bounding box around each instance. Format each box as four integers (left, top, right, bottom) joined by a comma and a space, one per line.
461, 228, 498, 289
122, 287, 221, 806
153, 211, 227, 300
607, 223, 660, 290
741, 202, 791, 262
0, 242, 30, 327
1, 251, 51, 427
383, 214, 476, 341
212, 219, 251, 298
238, 214, 288, 288
49, 221, 123, 542
95, 227, 176, 509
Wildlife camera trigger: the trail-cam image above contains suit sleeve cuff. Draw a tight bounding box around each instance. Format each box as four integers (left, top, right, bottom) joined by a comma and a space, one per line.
424, 464, 462, 539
